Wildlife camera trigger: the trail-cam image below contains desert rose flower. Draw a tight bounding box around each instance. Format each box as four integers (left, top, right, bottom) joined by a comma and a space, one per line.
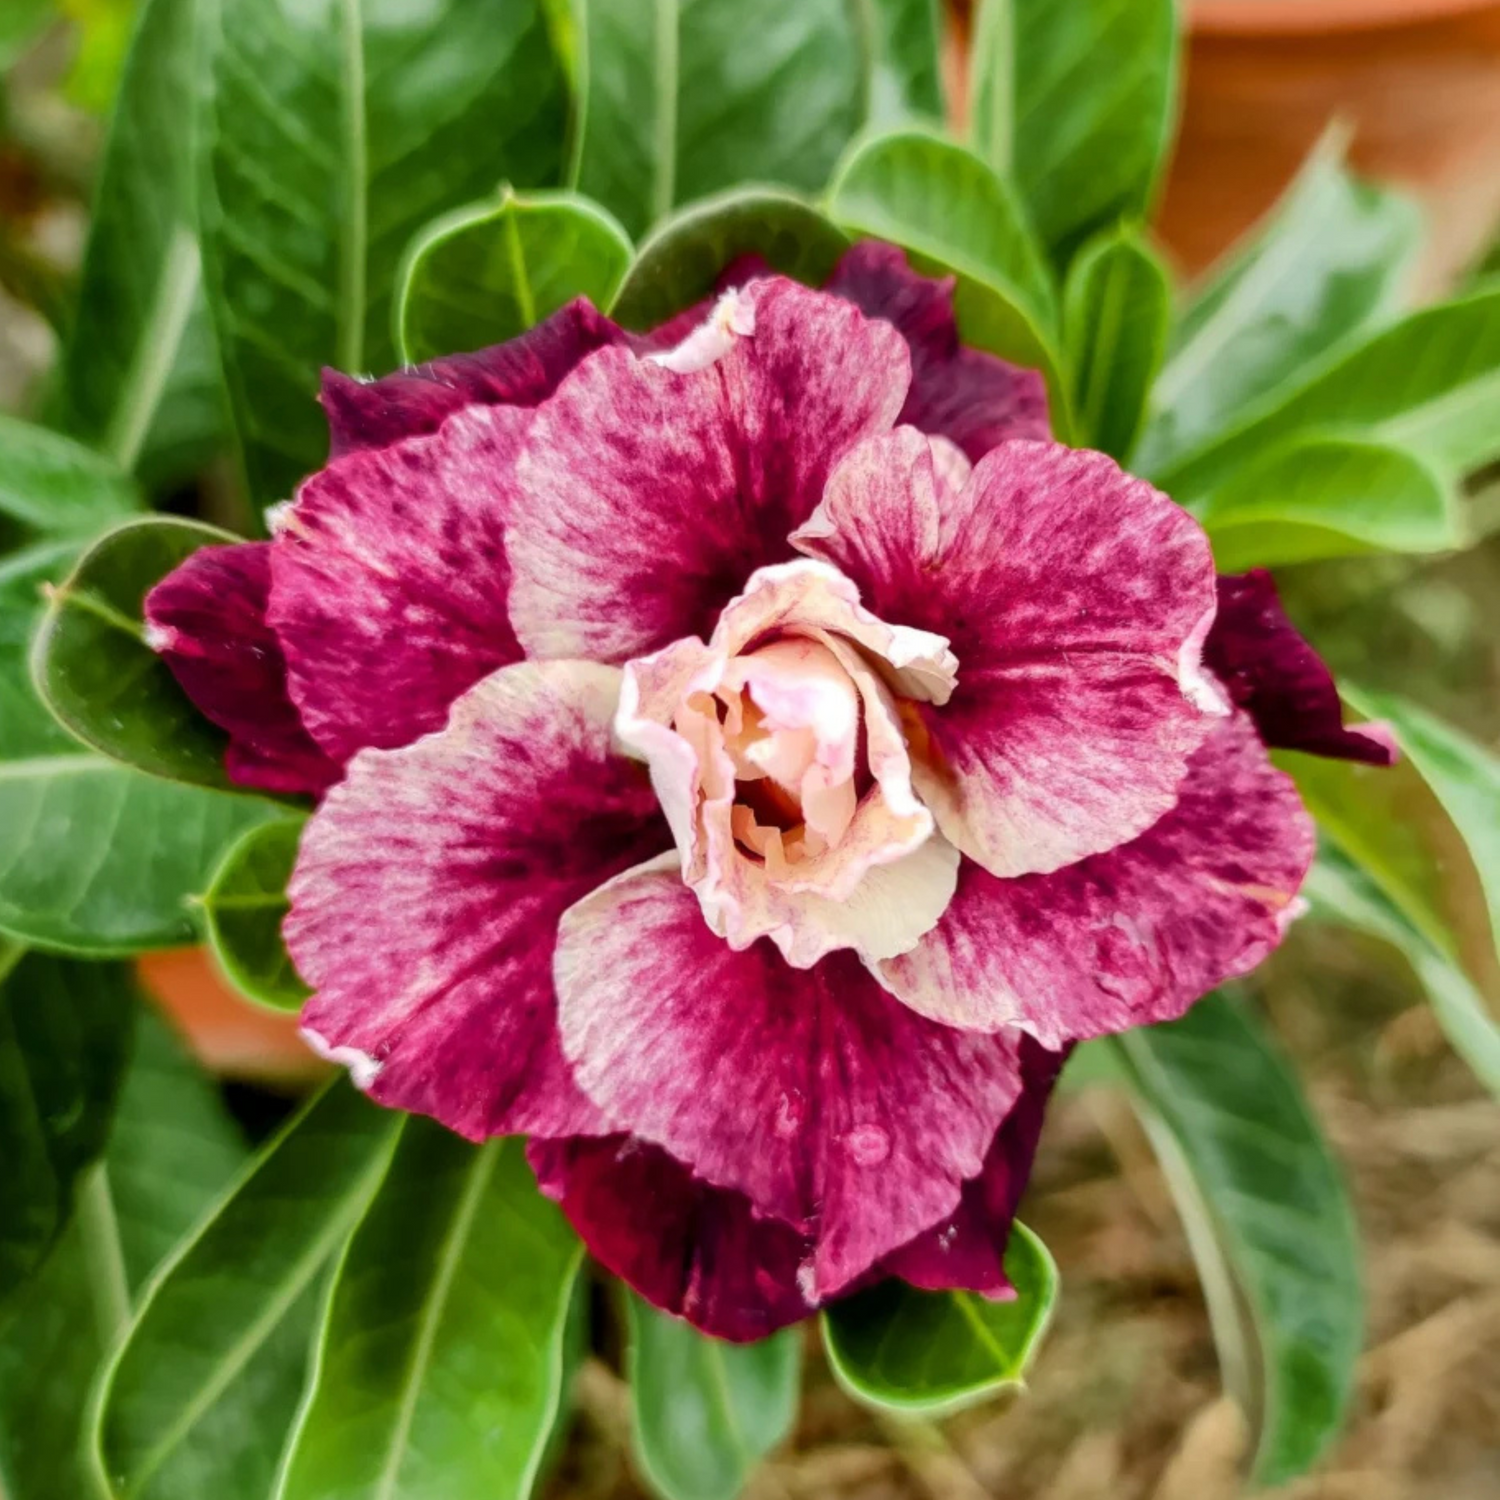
145, 244, 1381, 1340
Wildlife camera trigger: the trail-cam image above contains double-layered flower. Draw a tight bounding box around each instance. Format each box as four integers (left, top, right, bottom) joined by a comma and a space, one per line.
147, 245, 1388, 1339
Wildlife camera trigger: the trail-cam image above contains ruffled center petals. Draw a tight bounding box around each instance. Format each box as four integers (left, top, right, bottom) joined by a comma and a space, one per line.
794, 430, 1230, 878
617, 559, 960, 968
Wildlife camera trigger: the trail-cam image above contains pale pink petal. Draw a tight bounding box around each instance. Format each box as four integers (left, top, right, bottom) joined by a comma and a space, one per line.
144, 542, 339, 797
795, 432, 1227, 877
269, 406, 525, 764
504, 279, 911, 662
878, 714, 1316, 1048
553, 857, 1024, 1298
286, 661, 671, 1140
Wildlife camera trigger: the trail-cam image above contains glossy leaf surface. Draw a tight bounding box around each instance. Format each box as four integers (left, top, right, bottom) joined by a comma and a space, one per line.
826, 129, 1068, 430
0, 539, 274, 954
0, 946, 134, 1305
610, 188, 849, 332
1109, 994, 1363, 1485
1158, 287, 1500, 505
0, 1006, 248, 1500
96, 1082, 397, 1500
626, 1295, 800, 1500
49, 0, 225, 485
200, 817, 308, 1013
968, 0, 1178, 265
275, 1124, 583, 1500
31, 516, 241, 790
200, 0, 567, 505
570, 0, 862, 240
1140, 136, 1422, 479
1062, 225, 1170, 461
823, 1223, 1057, 1416
1198, 435, 1459, 570
397, 190, 632, 365
0, 414, 142, 537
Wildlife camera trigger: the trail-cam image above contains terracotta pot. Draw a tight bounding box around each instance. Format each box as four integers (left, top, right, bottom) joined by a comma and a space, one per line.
137, 948, 326, 1082
1160, 5, 1500, 288
1191, 0, 1498, 35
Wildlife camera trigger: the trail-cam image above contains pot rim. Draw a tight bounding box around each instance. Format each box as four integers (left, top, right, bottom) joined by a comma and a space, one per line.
1191, 0, 1498, 34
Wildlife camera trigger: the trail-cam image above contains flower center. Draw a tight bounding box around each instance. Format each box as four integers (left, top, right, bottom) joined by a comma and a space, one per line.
705, 636, 862, 873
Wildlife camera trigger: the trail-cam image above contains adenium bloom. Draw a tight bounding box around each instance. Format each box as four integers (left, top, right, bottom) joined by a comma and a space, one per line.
146, 243, 1384, 1341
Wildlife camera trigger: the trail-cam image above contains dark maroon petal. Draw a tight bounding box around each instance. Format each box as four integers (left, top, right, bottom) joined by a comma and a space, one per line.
504, 277, 910, 662
795, 431, 1225, 878
144, 541, 339, 797
879, 714, 1316, 1048
320, 299, 626, 457
1206, 570, 1399, 766
269, 405, 526, 764
879, 1038, 1066, 1295
827, 241, 1051, 459
553, 857, 1024, 1299
528, 1135, 813, 1343
287, 661, 671, 1141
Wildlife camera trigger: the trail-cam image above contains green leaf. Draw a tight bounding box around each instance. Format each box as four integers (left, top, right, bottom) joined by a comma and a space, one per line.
1062, 224, 1170, 461
610, 187, 850, 333
967, 0, 1179, 266
825, 128, 1069, 433
95, 1082, 398, 1500
199, 817, 308, 1013
625, 1294, 799, 1500
274, 1122, 583, 1500
0, 0, 53, 71
49, 0, 226, 486
1108, 994, 1362, 1485
0, 947, 135, 1306
822, 1223, 1057, 1417
0, 533, 277, 955
1197, 435, 1460, 571
1156, 285, 1500, 506
200, 0, 568, 508
0, 1003, 248, 1500
0, 415, 142, 537
857, 0, 944, 127
31, 516, 243, 792
1343, 686, 1500, 958
568, 0, 863, 240
1304, 849, 1500, 1096
1140, 136, 1422, 479
396, 189, 632, 366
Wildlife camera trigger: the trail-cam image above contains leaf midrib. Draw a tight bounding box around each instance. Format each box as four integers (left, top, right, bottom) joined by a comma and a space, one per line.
371, 1139, 503, 1500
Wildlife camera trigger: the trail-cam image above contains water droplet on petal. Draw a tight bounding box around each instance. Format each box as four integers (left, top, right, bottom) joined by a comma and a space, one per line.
774, 1091, 804, 1137
938, 1225, 958, 1251
1091, 917, 1160, 1004
845, 1123, 891, 1166
796, 1259, 818, 1304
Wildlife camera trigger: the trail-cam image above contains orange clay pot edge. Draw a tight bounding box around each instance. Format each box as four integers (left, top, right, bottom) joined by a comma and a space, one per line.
1191, 0, 1499, 35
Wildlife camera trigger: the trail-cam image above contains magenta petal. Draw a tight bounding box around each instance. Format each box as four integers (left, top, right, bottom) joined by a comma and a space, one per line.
553, 858, 1024, 1298
528, 1136, 813, 1342
878, 1038, 1065, 1295
827, 242, 1051, 459
320, 299, 626, 457
880, 714, 1316, 1047
505, 277, 911, 661
287, 661, 671, 1141
144, 542, 339, 797
269, 406, 528, 764
1207, 570, 1399, 766
796, 432, 1225, 877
